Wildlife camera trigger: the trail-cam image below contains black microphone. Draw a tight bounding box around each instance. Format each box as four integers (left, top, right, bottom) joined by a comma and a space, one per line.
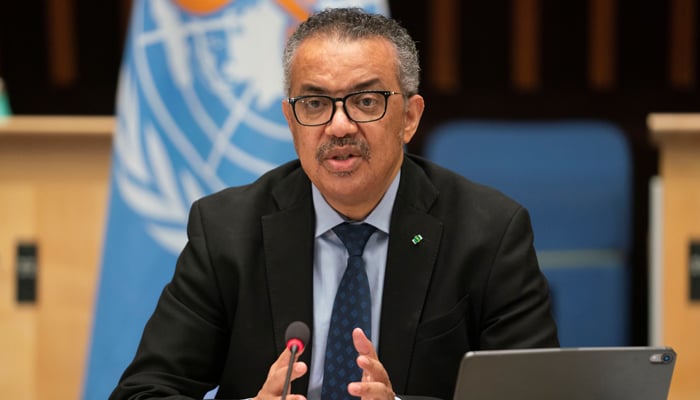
281, 321, 310, 400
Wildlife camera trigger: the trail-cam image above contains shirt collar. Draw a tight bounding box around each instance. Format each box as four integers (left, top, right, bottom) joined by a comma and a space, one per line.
312, 171, 400, 238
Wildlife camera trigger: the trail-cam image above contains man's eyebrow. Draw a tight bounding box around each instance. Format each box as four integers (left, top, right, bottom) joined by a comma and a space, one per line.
296, 79, 385, 95
298, 84, 326, 94
350, 79, 382, 92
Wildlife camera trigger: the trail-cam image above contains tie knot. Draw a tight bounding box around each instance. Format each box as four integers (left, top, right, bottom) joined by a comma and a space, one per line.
333, 222, 377, 257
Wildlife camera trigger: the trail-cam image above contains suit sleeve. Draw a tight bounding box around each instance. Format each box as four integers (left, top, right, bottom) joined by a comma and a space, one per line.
479, 206, 560, 349
110, 200, 230, 400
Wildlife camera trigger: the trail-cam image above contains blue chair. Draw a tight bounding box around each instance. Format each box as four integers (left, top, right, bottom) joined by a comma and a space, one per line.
423, 120, 632, 346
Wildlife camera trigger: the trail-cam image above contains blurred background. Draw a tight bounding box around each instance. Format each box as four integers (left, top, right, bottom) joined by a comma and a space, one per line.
0, 0, 698, 399
4, 0, 698, 340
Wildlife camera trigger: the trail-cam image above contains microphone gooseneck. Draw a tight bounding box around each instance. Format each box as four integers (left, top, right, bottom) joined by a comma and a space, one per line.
281, 321, 310, 400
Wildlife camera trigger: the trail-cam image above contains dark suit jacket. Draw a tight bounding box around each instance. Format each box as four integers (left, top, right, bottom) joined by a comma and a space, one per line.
111, 154, 559, 400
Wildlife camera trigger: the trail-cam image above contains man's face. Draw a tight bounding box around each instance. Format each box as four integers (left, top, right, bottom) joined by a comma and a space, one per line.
282, 35, 424, 219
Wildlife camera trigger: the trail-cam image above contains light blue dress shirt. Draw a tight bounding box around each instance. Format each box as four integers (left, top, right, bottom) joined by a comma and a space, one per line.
306, 172, 400, 400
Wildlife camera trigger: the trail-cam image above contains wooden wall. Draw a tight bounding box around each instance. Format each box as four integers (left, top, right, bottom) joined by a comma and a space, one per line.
1, 1, 697, 114
649, 114, 700, 400
421, 0, 697, 93
0, 116, 113, 399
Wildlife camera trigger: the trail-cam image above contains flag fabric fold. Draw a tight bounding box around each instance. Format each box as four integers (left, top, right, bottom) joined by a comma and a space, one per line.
84, 1, 388, 399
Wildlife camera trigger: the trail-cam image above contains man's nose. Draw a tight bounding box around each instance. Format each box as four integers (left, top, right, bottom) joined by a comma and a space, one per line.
325, 101, 358, 136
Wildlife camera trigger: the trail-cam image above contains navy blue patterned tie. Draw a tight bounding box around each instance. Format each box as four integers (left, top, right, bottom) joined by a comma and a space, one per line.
322, 222, 377, 400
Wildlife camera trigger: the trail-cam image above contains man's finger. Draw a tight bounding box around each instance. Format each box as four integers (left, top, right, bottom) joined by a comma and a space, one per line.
352, 327, 378, 358
351, 327, 394, 399
254, 348, 308, 400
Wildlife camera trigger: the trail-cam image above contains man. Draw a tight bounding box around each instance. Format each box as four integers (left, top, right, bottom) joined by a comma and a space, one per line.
111, 8, 558, 400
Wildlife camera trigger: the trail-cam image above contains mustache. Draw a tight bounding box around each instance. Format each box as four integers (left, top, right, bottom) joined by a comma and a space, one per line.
316, 136, 371, 162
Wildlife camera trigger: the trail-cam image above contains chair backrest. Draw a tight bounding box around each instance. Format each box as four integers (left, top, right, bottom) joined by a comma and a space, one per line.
423, 120, 632, 346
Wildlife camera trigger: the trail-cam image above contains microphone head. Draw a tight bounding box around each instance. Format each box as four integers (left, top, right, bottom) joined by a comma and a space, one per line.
285, 321, 310, 353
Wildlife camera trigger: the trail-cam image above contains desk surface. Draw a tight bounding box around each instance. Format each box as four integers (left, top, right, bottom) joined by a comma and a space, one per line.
0, 115, 114, 136
648, 113, 700, 142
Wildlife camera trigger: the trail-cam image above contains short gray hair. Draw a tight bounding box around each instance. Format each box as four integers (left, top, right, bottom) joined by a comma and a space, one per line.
283, 7, 420, 96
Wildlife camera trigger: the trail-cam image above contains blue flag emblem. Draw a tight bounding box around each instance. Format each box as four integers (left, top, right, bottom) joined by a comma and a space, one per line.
84, 0, 388, 399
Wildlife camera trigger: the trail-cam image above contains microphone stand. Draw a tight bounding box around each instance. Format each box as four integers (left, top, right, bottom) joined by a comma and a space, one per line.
281, 343, 299, 400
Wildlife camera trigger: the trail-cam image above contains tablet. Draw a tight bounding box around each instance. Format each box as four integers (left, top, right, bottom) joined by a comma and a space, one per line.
453, 347, 676, 400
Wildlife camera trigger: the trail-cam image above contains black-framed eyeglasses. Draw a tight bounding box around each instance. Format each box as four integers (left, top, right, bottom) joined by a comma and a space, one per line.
287, 90, 402, 126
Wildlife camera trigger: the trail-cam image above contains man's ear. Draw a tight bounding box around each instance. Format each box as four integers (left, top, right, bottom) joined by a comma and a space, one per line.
402, 94, 425, 144
282, 99, 295, 126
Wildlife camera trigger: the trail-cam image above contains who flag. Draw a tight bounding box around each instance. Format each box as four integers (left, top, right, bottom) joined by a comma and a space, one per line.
84, 0, 389, 399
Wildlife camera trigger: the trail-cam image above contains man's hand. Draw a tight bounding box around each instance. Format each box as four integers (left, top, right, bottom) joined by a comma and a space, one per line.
254, 347, 308, 400
348, 328, 396, 400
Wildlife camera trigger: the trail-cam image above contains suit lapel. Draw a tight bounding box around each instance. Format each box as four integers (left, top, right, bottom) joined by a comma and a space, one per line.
262, 167, 315, 393
379, 157, 442, 392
